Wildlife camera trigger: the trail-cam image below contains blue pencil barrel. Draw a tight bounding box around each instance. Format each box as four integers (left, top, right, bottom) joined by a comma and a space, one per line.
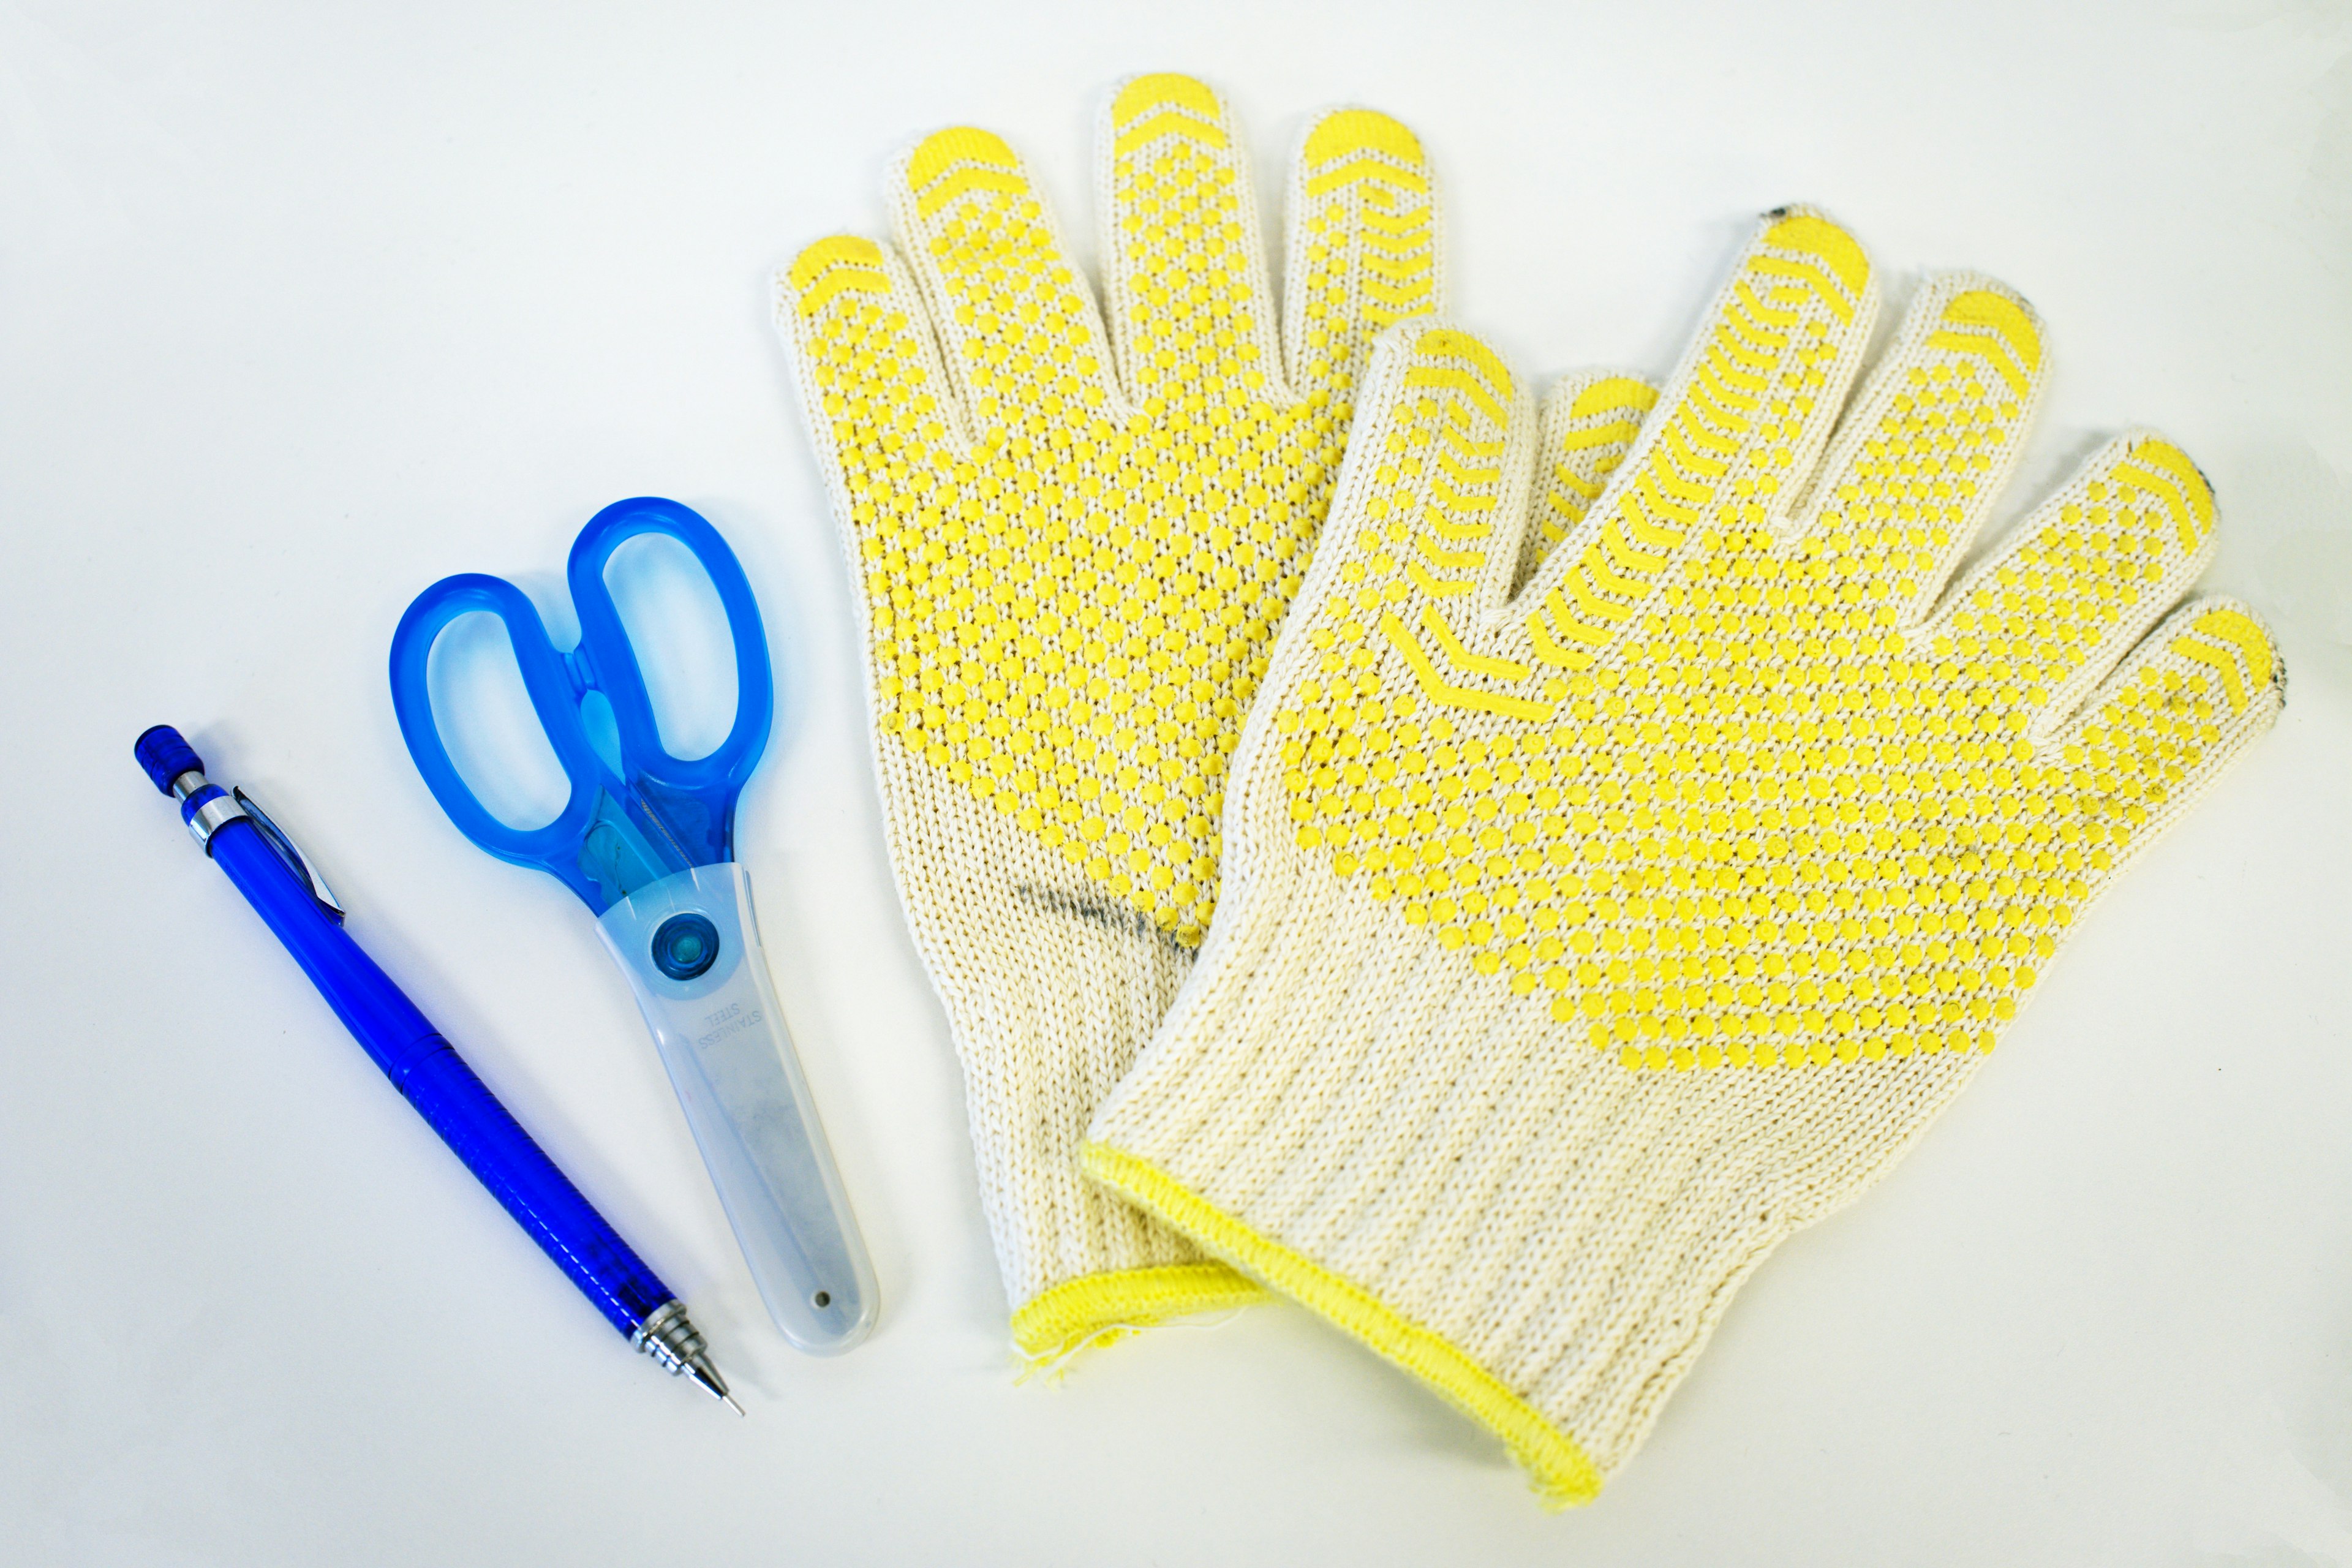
205, 811, 674, 1339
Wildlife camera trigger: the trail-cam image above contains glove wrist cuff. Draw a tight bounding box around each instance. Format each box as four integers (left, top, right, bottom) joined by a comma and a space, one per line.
878, 766, 1262, 1341
1011, 1262, 1265, 1367
1088, 859, 1798, 1501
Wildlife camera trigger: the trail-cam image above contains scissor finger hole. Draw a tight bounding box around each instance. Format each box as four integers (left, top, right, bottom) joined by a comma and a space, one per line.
605, 533, 739, 763
426, 611, 570, 832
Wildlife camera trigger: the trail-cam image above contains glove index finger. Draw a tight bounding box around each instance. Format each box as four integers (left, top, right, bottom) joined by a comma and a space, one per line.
1285, 108, 1441, 406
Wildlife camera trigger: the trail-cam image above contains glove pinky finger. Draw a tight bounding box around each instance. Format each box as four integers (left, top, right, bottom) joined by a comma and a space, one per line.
777, 234, 969, 484
2052, 594, 2283, 886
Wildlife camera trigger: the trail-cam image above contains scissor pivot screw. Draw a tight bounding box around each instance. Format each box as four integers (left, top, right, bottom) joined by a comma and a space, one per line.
650, 913, 722, 981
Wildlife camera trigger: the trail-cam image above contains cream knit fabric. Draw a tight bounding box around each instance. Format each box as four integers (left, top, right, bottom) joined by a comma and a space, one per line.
772, 75, 1445, 1359
1085, 207, 2284, 1498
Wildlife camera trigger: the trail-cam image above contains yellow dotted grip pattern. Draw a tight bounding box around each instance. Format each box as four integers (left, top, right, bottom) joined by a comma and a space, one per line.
785, 79, 1438, 942
1275, 210, 2281, 1071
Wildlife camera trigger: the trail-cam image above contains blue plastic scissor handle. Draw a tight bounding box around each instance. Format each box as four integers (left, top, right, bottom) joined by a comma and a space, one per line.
388, 497, 775, 914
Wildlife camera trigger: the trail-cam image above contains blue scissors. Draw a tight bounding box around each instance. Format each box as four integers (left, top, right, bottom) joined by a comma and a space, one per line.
390, 497, 876, 1355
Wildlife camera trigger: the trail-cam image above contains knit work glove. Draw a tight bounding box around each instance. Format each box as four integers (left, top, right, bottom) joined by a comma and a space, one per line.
774, 76, 1475, 1361
1085, 207, 2283, 1498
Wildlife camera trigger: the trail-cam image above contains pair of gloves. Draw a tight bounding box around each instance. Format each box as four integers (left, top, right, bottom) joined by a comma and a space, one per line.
774, 74, 2283, 1506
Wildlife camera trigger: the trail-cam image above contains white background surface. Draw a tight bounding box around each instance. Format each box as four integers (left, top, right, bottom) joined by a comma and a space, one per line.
4, 1, 2350, 1562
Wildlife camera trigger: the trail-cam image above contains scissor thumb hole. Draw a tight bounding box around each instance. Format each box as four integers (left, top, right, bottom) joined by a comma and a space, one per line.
417, 609, 575, 835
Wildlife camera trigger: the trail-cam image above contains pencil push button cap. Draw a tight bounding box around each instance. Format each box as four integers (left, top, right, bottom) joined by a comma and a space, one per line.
134, 725, 205, 795
650, 913, 721, 981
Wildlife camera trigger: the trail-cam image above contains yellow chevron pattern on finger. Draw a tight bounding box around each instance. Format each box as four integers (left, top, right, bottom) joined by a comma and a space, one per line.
1809, 282, 2040, 621
1599, 516, 1667, 575
1514, 205, 1882, 672
1359, 333, 1509, 598
1108, 72, 1275, 413
1425, 507, 1493, 543
1303, 130, 1433, 197
1749, 211, 1869, 319
1523, 217, 1864, 665
1438, 445, 1494, 484
2192, 607, 2274, 696
1436, 411, 1505, 462
902, 122, 1115, 431
1527, 597, 1604, 669
1563, 565, 1635, 619
1111, 72, 1228, 154
1431, 476, 1498, 511
1927, 431, 2220, 718
1925, 289, 2041, 396
1415, 532, 1485, 571
1421, 602, 1530, 680
1365, 276, 1430, 309
1408, 559, 1476, 597
1303, 159, 1430, 194
788, 236, 895, 318
2064, 603, 2278, 842
908, 127, 1028, 217
1415, 331, 1513, 403
2173, 606, 2276, 712
1408, 366, 1507, 424
2111, 439, 2215, 555
1359, 205, 1428, 235
1305, 108, 1425, 166
1295, 110, 1436, 349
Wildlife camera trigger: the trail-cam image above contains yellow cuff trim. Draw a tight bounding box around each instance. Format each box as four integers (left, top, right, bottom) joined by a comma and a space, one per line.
1010, 1262, 1264, 1364
1081, 1141, 1605, 1509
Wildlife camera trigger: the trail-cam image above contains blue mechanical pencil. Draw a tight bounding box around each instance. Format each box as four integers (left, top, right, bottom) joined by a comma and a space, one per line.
134, 723, 739, 1410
